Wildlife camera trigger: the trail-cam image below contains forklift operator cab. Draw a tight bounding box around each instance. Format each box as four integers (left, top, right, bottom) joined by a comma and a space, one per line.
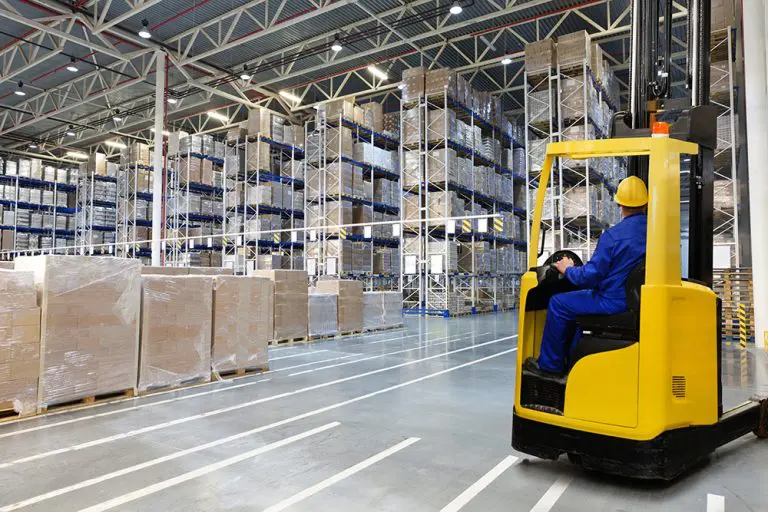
512, 137, 767, 480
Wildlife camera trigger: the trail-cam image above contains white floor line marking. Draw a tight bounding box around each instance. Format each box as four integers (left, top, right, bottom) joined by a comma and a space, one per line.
0, 335, 514, 469
0, 346, 516, 511
707, 494, 725, 512
0, 332, 449, 438
289, 332, 490, 376
75, 422, 341, 512
270, 350, 328, 361
263, 437, 421, 512
439, 455, 520, 512
530, 476, 572, 512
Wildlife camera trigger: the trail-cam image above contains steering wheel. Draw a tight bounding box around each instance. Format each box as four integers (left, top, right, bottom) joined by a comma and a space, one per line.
536, 250, 584, 284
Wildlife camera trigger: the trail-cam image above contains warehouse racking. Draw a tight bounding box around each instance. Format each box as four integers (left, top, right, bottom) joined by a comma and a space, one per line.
525, 36, 624, 264
306, 98, 401, 292
711, 27, 739, 268
223, 119, 306, 275
116, 143, 153, 262
75, 156, 118, 256
0, 157, 78, 257
401, 67, 527, 317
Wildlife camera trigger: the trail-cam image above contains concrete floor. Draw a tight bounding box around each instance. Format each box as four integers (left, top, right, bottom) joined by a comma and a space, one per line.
0, 312, 767, 512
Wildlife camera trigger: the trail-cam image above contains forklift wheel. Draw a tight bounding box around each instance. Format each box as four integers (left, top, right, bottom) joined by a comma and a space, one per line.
754, 400, 768, 439
567, 453, 582, 465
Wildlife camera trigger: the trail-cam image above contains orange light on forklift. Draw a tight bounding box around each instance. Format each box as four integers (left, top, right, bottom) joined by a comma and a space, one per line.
652, 121, 671, 137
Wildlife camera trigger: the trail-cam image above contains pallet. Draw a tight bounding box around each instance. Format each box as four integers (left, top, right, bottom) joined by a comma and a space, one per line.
138, 376, 209, 396
308, 333, 337, 341
270, 336, 309, 346
363, 324, 405, 333
0, 401, 37, 424
339, 329, 363, 337
212, 366, 269, 381
40, 388, 135, 414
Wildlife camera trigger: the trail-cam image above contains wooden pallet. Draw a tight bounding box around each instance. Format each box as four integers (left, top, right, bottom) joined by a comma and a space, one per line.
270, 336, 309, 346
308, 333, 338, 341
0, 401, 37, 424
40, 388, 135, 413
339, 329, 364, 337
363, 324, 405, 333
713, 268, 754, 343
212, 366, 269, 381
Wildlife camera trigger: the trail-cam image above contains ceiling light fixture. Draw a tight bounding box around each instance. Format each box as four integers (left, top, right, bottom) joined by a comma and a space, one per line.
138, 19, 151, 39
66, 57, 79, 73
279, 90, 301, 103
66, 124, 76, 137
207, 111, 229, 122
14, 81, 25, 96
105, 140, 127, 149
167, 96, 178, 104
240, 65, 252, 81
150, 128, 171, 136
66, 151, 89, 159
367, 65, 388, 80
28, 143, 38, 149
450, 1, 463, 15
501, 57, 512, 65
112, 109, 123, 122
331, 34, 343, 53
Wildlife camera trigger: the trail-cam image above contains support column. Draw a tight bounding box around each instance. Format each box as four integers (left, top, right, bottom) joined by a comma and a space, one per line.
151, 50, 166, 266
742, 0, 768, 348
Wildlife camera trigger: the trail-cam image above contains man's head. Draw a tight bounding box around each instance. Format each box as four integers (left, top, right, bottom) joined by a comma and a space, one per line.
615, 176, 648, 217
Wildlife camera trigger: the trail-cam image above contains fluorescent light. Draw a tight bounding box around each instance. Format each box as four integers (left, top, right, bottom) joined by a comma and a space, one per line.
66, 151, 89, 159
367, 65, 388, 80
207, 111, 229, 122
138, 19, 151, 39
450, 1, 463, 14
167, 97, 178, 104
398, 83, 406, 90
279, 90, 301, 103
501, 57, 512, 65
66, 58, 78, 72
331, 34, 343, 52
150, 128, 171, 136
113, 111, 123, 122
28, 143, 38, 149
240, 65, 251, 81
66, 125, 76, 137
105, 140, 127, 149
15, 81, 25, 96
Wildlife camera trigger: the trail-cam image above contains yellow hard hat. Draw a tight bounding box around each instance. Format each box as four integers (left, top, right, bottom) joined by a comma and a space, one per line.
615, 176, 648, 207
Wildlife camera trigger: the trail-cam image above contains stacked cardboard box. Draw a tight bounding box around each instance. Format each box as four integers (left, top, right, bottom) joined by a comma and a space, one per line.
525, 39, 556, 76
308, 293, 338, 338
315, 279, 363, 333
138, 275, 212, 391
401, 67, 426, 102
0, 270, 41, 415
363, 292, 404, 331
712, 0, 735, 32
253, 270, 308, 341
247, 107, 271, 138
211, 276, 272, 375
14, 256, 141, 407
557, 31, 590, 69
361, 102, 384, 132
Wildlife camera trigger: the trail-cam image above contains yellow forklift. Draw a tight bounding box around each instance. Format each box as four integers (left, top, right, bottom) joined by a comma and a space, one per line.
511, 0, 768, 479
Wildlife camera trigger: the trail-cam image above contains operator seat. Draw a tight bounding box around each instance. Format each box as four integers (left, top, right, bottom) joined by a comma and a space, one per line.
570, 260, 645, 368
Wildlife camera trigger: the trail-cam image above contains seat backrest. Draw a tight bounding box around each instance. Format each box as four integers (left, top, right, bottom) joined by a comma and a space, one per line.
625, 260, 646, 312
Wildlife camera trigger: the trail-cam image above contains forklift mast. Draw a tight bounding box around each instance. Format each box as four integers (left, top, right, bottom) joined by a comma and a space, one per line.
619, 0, 715, 287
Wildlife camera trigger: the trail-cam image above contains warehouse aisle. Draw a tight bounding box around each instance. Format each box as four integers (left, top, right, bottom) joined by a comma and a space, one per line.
0, 313, 766, 512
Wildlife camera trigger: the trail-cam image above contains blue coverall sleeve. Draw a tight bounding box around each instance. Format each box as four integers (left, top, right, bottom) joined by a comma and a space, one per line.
564, 233, 614, 289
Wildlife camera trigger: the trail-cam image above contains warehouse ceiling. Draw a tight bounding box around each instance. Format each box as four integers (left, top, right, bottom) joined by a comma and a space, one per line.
0, 0, 690, 162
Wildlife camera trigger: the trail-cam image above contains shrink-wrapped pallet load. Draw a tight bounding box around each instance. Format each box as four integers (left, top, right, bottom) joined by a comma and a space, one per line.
253, 270, 308, 341
211, 276, 272, 376
138, 275, 212, 392
14, 256, 141, 409
308, 293, 339, 338
363, 292, 404, 331
0, 270, 41, 415
314, 279, 363, 333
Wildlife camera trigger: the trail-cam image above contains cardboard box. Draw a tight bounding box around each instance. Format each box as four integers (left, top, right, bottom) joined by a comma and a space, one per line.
557, 31, 590, 69
138, 275, 212, 391
211, 276, 272, 374
525, 39, 556, 75
0, 270, 41, 415
141, 266, 190, 276
247, 107, 271, 137
14, 256, 141, 407
314, 279, 363, 332
252, 270, 308, 341
308, 293, 338, 338
188, 267, 234, 276
363, 292, 403, 331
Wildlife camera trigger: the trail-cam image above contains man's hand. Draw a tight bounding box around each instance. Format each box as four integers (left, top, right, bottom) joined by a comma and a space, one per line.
554, 256, 574, 274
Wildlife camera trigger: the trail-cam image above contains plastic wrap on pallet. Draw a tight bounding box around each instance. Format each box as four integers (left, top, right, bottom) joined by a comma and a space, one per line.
253, 270, 308, 341
402, 67, 426, 102
403, 152, 421, 188
211, 276, 272, 377
138, 275, 212, 392
714, 179, 735, 210
0, 270, 41, 415
427, 147, 459, 183
14, 256, 141, 408
556, 31, 590, 69
308, 292, 338, 338
525, 39, 556, 75
363, 292, 403, 331
315, 279, 363, 333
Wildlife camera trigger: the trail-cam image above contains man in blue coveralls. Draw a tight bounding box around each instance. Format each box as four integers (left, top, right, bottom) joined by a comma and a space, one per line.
524, 176, 649, 377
